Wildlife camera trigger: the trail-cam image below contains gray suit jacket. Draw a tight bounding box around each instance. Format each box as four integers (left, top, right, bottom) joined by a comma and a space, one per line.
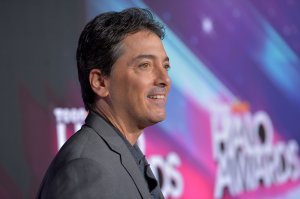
37, 111, 163, 199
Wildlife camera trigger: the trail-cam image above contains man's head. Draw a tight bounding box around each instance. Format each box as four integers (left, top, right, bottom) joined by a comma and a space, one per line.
77, 8, 165, 110
76, 8, 171, 130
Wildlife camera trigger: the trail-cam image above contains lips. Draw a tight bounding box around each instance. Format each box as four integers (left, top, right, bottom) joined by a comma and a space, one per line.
146, 87, 168, 107
147, 93, 167, 108
147, 94, 165, 99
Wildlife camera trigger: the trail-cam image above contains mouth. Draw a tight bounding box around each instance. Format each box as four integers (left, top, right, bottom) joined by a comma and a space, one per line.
146, 87, 168, 107
147, 94, 167, 107
147, 94, 165, 99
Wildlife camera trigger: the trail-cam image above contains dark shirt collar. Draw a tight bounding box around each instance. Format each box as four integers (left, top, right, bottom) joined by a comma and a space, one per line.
115, 130, 145, 165
90, 110, 162, 198
112, 126, 161, 198
92, 110, 145, 164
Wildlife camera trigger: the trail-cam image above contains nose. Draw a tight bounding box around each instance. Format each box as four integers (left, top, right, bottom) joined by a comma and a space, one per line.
154, 64, 171, 88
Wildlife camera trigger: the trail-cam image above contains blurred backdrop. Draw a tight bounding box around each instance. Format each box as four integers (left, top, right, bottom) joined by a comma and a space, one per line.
1, 0, 300, 198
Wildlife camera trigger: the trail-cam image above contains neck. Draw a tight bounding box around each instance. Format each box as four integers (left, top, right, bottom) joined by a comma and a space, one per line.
93, 100, 142, 145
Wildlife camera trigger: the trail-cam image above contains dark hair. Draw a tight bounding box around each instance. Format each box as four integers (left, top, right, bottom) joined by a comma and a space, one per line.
76, 8, 165, 110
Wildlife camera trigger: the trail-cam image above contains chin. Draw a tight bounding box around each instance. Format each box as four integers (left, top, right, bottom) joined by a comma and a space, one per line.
149, 113, 166, 124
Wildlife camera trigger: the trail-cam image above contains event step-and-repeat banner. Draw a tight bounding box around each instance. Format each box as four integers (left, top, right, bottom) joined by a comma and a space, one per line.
2, 0, 300, 198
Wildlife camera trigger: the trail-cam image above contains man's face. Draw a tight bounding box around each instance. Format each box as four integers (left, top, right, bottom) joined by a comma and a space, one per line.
106, 30, 171, 129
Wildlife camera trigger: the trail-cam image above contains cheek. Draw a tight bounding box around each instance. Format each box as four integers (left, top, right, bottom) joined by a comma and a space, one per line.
128, 83, 147, 102
127, 77, 150, 96
108, 78, 128, 102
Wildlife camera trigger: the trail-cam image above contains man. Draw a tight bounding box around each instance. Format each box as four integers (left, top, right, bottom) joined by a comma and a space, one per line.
37, 7, 171, 199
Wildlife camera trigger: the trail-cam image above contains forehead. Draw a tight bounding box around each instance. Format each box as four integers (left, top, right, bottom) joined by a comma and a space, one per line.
119, 30, 167, 59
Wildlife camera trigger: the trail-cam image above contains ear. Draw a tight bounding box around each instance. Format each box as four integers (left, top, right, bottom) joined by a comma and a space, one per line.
89, 69, 109, 97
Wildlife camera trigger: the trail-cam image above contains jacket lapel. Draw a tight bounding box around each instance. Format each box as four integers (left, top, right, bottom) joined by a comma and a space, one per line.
85, 111, 151, 198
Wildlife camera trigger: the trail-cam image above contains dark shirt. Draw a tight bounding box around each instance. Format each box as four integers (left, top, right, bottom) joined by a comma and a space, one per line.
113, 128, 161, 199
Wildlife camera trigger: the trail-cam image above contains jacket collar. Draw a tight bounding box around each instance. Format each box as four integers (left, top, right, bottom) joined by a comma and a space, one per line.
84, 111, 151, 198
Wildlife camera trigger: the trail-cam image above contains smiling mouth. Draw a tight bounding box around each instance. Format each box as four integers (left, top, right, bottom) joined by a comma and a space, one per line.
147, 95, 165, 99
147, 94, 167, 107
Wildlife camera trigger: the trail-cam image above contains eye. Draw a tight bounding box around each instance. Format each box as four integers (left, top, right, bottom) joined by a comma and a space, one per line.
164, 64, 171, 71
138, 62, 150, 69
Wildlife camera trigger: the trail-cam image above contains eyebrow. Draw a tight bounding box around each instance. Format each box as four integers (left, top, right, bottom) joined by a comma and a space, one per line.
132, 54, 169, 62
